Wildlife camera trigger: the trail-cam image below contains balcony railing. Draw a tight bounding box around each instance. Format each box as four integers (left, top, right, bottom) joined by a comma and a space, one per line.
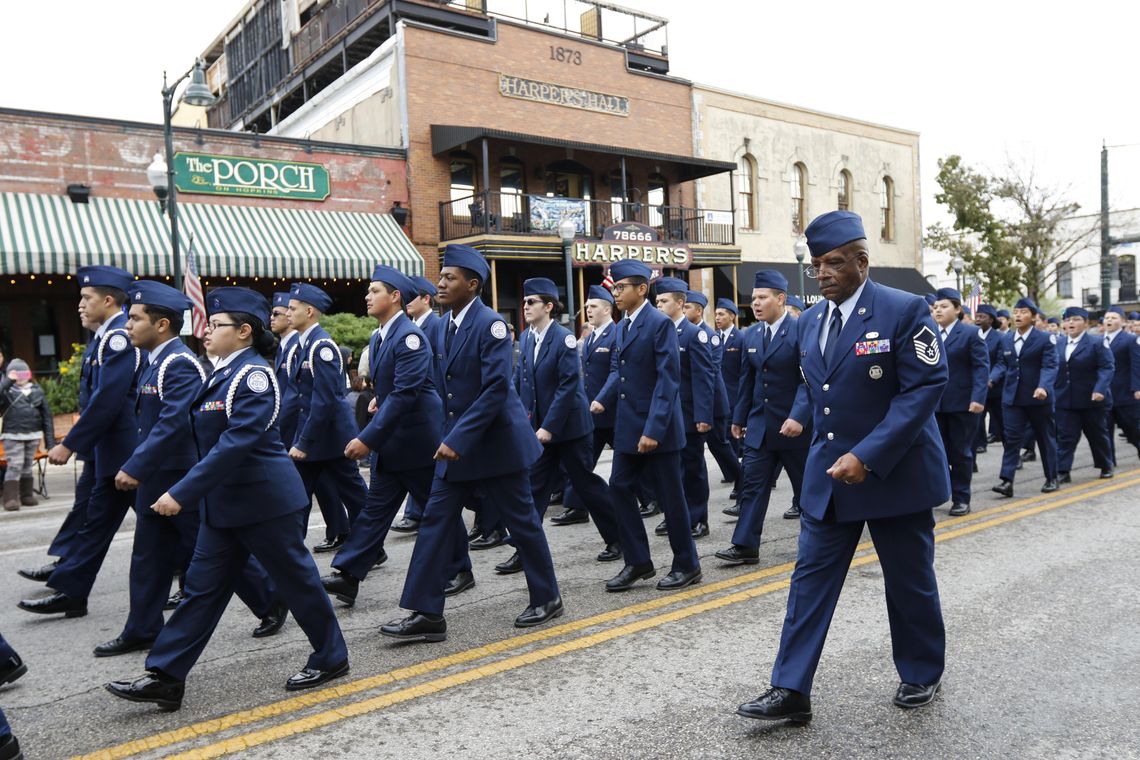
440, 192, 735, 246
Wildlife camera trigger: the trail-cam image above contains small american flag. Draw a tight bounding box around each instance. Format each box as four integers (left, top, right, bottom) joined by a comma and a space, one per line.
183, 235, 207, 338
602, 268, 614, 290
964, 281, 982, 315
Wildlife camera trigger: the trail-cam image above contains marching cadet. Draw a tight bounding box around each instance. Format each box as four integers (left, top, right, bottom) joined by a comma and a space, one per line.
785, 295, 805, 319
686, 292, 742, 502
95, 281, 285, 658
380, 245, 562, 642
322, 266, 473, 606
931, 288, 989, 516
990, 297, 1059, 498
1102, 305, 1140, 463
591, 260, 701, 592
716, 270, 810, 566
271, 292, 301, 450
0, 631, 24, 760
715, 298, 745, 460
500, 277, 621, 574
738, 210, 949, 724
1055, 306, 1115, 481
652, 277, 715, 538
996, 308, 1011, 333
974, 304, 1005, 450
18, 266, 140, 618
285, 283, 367, 551
105, 288, 349, 712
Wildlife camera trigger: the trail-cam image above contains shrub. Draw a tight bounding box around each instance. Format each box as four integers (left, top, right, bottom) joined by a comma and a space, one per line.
39, 343, 84, 415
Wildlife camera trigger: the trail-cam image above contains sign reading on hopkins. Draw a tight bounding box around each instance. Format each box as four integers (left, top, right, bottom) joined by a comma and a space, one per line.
573, 223, 690, 269
499, 74, 630, 117
173, 152, 331, 201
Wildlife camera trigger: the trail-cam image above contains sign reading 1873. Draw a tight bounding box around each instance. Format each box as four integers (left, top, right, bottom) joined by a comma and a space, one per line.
173, 152, 331, 201
499, 74, 630, 117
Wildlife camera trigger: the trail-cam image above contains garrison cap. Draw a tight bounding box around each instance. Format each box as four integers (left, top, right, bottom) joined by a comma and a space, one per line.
1062, 306, 1089, 320
441, 244, 490, 282
289, 282, 333, 312
804, 210, 867, 257
753, 269, 789, 292
272, 292, 291, 309
976, 304, 998, 319
935, 287, 962, 303
1014, 297, 1040, 314
128, 280, 191, 313
685, 291, 708, 308
371, 265, 417, 302
716, 297, 738, 314
996, 309, 1011, 318
208, 287, 270, 325
1106, 305, 1125, 316
924, 293, 937, 306
608, 260, 653, 282
785, 295, 806, 311
77, 265, 133, 292
523, 277, 559, 298
654, 277, 687, 295
587, 285, 614, 305
411, 276, 437, 297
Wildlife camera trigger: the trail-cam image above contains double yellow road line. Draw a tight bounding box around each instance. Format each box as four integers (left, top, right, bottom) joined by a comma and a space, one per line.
78, 470, 1140, 760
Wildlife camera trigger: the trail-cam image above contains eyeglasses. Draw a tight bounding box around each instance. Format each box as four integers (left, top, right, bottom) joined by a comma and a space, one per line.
205, 321, 239, 332
611, 282, 642, 294
522, 298, 545, 306
270, 310, 287, 319
803, 257, 854, 279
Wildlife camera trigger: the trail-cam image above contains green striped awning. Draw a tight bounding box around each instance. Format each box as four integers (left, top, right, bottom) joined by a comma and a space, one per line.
0, 192, 422, 278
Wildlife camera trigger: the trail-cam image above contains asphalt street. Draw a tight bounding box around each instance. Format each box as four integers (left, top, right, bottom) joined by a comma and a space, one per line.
1, 441, 1138, 760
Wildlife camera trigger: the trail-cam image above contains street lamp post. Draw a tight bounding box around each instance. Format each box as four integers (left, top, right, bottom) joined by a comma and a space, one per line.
950, 255, 964, 292
148, 59, 216, 290
559, 219, 578, 324
793, 237, 808, 302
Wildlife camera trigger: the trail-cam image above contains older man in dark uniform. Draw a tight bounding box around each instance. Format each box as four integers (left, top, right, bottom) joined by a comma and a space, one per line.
737, 210, 949, 723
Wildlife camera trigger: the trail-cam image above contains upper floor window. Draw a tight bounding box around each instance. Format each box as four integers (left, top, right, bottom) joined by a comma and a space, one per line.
500, 156, 525, 219
791, 162, 807, 234
1056, 261, 1073, 298
737, 154, 757, 230
837, 169, 852, 211
449, 151, 476, 218
880, 176, 894, 241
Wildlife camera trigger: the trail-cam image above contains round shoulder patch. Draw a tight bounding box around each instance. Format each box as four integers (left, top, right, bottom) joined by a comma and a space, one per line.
246, 370, 270, 393
490, 321, 508, 340
697, 330, 709, 344
405, 334, 422, 350
108, 334, 129, 352
1135, 335, 1140, 345
712, 334, 721, 347
564, 333, 577, 349
319, 346, 336, 361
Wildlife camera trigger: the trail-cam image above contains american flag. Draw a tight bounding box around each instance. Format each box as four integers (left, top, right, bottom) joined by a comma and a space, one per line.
183, 235, 207, 338
602, 268, 614, 290
964, 281, 982, 315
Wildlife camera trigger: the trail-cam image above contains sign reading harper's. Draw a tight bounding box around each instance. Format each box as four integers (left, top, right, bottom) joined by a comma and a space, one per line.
573, 223, 690, 270
174, 152, 331, 201
499, 74, 630, 117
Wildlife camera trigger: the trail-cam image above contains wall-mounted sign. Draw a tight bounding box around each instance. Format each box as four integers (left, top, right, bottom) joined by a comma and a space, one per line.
528, 195, 587, 234
704, 210, 734, 226
174, 152, 331, 201
573, 222, 691, 270
499, 74, 630, 117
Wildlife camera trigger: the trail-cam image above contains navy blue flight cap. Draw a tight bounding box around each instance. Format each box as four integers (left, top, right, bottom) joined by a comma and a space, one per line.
523, 277, 559, 298
272, 292, 291, 309
935, 287, 962, 303
786, 295, 805, 310
804, 210, 867, 257
289, 282, 333, 312
128, 280, 191, 313
608, 260, 652, 282
587, 284, 614, 305
77, 265, 133, 292
1013, 297, 1039, 314
208, 287, 270, 326
685, 291, 708, 308
752, 269, 788, 293
963, 305, 972, 315
716, 298, 738, 315
996, 308, 1011, 318
1063, 306, 1089, 320
923, 293, 937, 306
371, 265, 417, 302
976, 304, 998, 319
654, 277, 687, 295
1046, 316, 1060, 325
1130, 311, 1140, 320
411, 275, 437, 297
441, 244, 490, 282
1106, 305, 1125, 316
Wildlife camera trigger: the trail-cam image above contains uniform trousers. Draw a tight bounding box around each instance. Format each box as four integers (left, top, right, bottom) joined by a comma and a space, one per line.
47, 458, 94, 559
936, 411, 981, 505
707, 417, 742, 486
295, 458, 366, 539
46, 474, 134, 600
0, 631, 18, 734
999, 405, 1057, 481
608, 449, 698, 573
1107, 404, 1140, 465
1056, 406, 1113, 473
146, 509, 347, 681
681, 431, 710, 525
529, 434, 619, 545
560, 426, 613, 512
731, 444, 807, 550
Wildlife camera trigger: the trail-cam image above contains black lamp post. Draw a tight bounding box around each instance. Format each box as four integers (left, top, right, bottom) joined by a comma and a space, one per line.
793, 237, 808, 302
950, 255, 965, 292
559, 219, 578, 323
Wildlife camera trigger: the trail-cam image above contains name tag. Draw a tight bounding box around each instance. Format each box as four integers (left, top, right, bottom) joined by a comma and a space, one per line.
1004, 350, 1013, 356
747, 348, 757, 353
199, 400, 225, 412
726, 347, 740, 352
855, 339, 891, 356
595, 347, 610, 353
679, 347, 687, 352
301, 361, 311, 370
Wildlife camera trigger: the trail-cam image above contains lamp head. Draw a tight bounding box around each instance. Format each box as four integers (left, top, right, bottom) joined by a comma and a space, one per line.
181, 59, 216, 108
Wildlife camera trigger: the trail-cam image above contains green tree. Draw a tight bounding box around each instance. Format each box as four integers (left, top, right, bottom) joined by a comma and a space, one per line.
321, 312, 375, 358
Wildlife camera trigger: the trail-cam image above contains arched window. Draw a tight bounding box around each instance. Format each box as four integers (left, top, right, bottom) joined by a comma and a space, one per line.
791, 162, 807, 234
880, 176, 894, 241
450, 151, 476, 218
737, 154, 757, 230
499, 156, 525, 222
838, 169, 852, 211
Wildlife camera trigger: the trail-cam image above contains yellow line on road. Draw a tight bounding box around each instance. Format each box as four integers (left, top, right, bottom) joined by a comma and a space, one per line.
74, 470, 1140, 760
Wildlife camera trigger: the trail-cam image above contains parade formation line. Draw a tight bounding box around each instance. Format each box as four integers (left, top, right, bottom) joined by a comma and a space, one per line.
74, 469, 1140, 760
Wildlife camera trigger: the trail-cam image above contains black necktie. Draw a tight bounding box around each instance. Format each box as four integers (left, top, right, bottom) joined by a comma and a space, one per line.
822, 307, 843, 366
446, 320, 458, 355
620, 317, 631, 342
762, 325, 771, 352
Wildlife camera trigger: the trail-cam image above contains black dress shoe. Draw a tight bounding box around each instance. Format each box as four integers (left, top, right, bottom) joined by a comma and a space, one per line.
1021, 448, 1036, 462
737, 687, 812, 722
893, 680, 941, 708
972, 461, 979, 474
253, 599, 289, 638
444, 569, 476, 597
104, 672, 185, 712
605, 562, 656, 592
514, 596, 564, 628
715, 545, 759, 566
948, 502, 971, 517
1040, 479, 1059, 493
986, 433, 1001, 444
321, 571, 360, 606
722, 503, 741, 517
285, 659, 349, 691
390, 517, 420, 534
467, 518, 482, 541
1100, 468, 1114, 479
783, 504, 801, 519
16, 559, 58, 583
495, 551, 523, 574
94, 636, 154, 658
991, 480, 1014, 498
380, 612, 447, 642
0, 733, 21, 760
1015, 460, 1024, 471
657, 567, 702, 590
721, 477, 735, 484
469, 529, 507, 550
17, 592, 86, 617
729, 489, 738, 501
1058, 472, 1071, 483
0, 653, 27, 686
312, 534, 346, 554
548, 490, 564, 506
654, 519, 668, 536
550, 509, 589, 526
596, 543, 622, 562
373, 547, 388, 567
690, 521, 709, 539
639, 501, 660, 518
975, 444, 987, 454
164, 589, 184, 611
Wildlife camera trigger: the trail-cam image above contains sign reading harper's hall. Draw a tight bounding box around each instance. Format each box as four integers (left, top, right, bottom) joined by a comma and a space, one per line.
574, 223, 691, 269
174, 152, 331, 201
499, 74, 630, 117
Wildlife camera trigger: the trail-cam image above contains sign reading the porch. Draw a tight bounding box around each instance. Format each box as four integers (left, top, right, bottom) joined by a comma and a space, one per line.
573, 222, 691, 269
174, 152, 331, 201
499, 74, 630, 117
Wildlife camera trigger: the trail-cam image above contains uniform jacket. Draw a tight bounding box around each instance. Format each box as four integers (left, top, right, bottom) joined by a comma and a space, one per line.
62, 311, 141, 477
275, 332, 301, 447
1054, 334, 1114, 410
169, 348, 308, 528
596, 303, 686, 454
795, 279, 950, 521
356, 313, 442, 470
676, 318, 716, 430
990, 328, 1058, 407
515, 321, 593, 443
733, 317, 811, 451
936, 321, 990, 412
980, 328, 1004, 400
416, 311, 446, 395
438, 299, 542, 481
290, 324, 359, 460
719, 325, 745, 415
1105, 330, 1140, 407
700, 323, 731, 420
581, 321, 617, 429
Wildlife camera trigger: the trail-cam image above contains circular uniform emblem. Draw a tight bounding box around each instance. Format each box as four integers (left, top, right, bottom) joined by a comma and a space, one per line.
246, 370, 270, 393
405, 334, 422, 351
564, 334, 577, 349
869, 365, 883, 380
712, 334, 721, 347
697, 330, 709, 344
490, 321, 508, 340
108, 334, 128, 352
319, 346, 336, 361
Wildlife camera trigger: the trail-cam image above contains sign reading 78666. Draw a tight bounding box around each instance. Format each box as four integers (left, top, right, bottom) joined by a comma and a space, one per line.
173, 152, 331, 201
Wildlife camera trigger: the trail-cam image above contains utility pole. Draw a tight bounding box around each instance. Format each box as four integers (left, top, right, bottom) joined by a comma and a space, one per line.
1101, 141, 1140, 309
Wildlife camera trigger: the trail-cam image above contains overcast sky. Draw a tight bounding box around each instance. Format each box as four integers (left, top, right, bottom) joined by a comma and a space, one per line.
4, 0, 1139, 229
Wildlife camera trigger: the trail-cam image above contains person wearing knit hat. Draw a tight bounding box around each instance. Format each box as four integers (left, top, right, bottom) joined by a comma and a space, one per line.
1, 358, 54, 510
